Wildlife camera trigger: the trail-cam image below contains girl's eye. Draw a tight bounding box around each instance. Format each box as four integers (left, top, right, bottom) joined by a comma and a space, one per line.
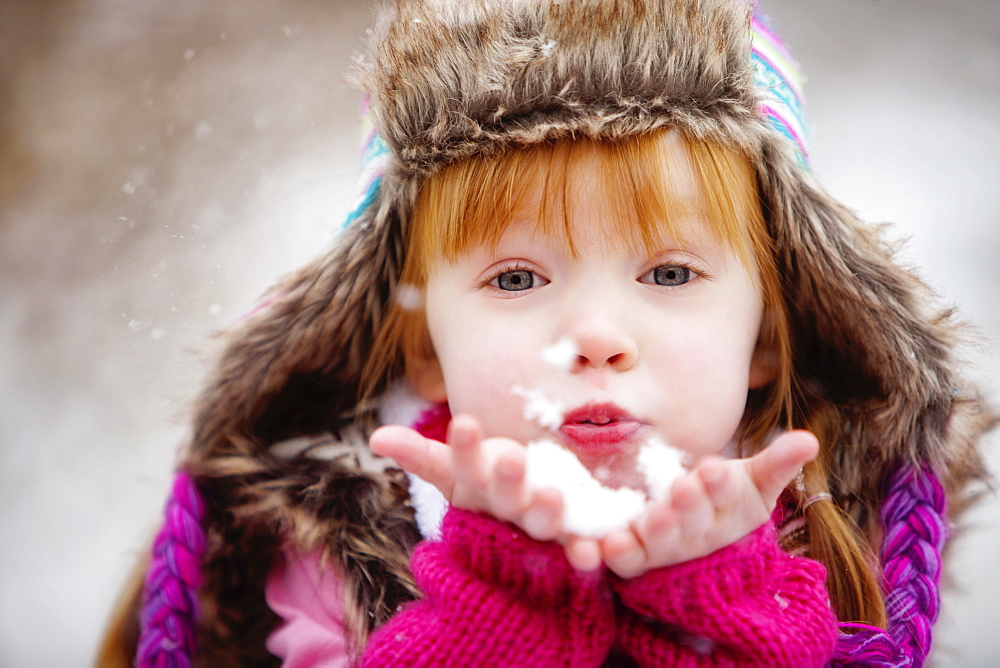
495, 269, 535, 291
644, 264, 694, 287
654, 265, 691, 286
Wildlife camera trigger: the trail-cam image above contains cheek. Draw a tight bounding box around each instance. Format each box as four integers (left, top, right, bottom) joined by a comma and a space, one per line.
648, 323, 757, 454
430, 319, 543, 432
655, 335, 751, 402
433, 315, 523, 381
653, 299, 759, 377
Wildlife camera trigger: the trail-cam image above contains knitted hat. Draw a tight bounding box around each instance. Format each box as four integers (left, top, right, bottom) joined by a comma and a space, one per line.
150, 0, 991, 663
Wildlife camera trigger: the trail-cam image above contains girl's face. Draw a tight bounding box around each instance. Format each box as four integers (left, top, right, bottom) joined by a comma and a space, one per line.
419, 147, 768, 487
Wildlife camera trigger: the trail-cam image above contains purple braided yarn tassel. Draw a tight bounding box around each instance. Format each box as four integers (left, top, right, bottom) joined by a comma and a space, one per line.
882, 463, 947, 662
832, 463, 946, 667
136, 472, 206, 668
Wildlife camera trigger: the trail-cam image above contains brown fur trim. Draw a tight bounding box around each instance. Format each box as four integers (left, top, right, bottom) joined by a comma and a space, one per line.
361, 0, 763, 174
187, 436, 421, 664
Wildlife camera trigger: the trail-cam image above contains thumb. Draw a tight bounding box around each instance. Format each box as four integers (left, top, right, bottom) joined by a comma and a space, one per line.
748, 430, 819, 505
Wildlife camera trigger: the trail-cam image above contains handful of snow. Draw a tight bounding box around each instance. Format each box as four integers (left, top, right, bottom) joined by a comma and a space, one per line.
524, 437, 685, 538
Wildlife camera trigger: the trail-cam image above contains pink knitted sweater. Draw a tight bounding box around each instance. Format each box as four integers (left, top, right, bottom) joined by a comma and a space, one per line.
266, 402, 835, 665
267, 505, 837, 666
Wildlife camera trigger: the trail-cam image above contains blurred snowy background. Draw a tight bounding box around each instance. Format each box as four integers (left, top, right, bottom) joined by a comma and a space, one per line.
0, 1, 997, 665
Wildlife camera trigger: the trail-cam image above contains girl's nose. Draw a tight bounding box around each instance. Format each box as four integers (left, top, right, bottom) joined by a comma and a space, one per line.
571, 318, 639, 371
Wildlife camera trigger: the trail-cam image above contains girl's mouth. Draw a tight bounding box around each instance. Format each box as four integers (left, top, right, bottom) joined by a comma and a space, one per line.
558, 403, 645, 456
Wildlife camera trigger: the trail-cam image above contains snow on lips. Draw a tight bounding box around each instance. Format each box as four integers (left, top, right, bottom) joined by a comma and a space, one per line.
511, 386, 566, 430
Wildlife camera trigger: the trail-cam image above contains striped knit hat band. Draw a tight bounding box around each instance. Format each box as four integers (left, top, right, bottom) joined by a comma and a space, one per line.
342, 100, 391, 230
751, 9, 810, 166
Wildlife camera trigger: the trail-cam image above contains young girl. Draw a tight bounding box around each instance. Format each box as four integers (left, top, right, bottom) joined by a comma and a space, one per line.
100, 0, 993, 665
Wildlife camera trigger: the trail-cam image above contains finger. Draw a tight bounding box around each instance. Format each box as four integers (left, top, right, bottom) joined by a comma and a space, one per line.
521, 487, 564, 541
641, 496, 675, 539
749, 430, 820, 504
696, 457, 739, 510
448, 414, 488, 488
370, 425, 454, 497
564, 535, 602, 572
601, 529, 647, 579
636, 499, 678, 557
672, 472, 713, 538
669, 472, 702, 512
489, 447, 529, 520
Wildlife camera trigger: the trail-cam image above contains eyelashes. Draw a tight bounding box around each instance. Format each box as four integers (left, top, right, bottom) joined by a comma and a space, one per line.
638, 261, 708, 287
481, 259, 709, 296
482, 262, 549, 294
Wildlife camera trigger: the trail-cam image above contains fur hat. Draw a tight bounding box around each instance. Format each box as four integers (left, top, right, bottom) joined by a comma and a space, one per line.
166, 0, 992, 662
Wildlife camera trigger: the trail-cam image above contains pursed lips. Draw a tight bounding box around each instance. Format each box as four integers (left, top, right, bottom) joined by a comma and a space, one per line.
558, 402, 645, 455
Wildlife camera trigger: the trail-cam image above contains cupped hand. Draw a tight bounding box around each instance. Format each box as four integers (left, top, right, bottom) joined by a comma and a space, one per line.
599, 430, 819, 578
370, 414, 567, 544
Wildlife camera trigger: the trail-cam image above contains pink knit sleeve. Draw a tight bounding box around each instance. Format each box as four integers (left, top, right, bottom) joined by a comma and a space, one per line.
361, 506, 615, 667
265, 547, 351, 668
613, 522, 837, 667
